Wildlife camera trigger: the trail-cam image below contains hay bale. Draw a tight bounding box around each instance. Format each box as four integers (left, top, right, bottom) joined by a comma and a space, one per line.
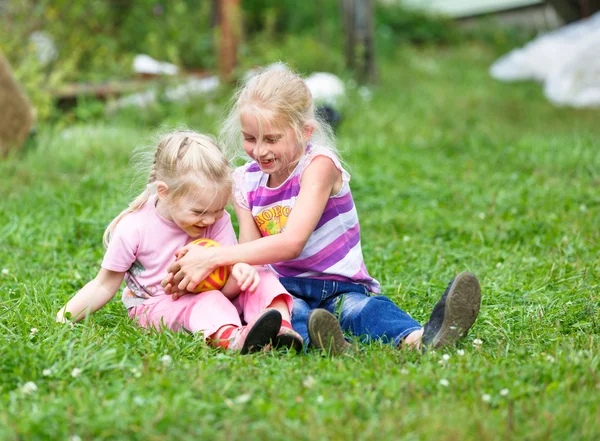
0, 50, 35, 157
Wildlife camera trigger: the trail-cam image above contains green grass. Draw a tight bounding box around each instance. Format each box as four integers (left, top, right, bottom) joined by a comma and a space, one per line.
1, 42, 599, 440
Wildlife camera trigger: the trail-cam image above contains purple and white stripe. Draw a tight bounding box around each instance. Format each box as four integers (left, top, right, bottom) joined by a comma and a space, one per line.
234, 148, 381, 294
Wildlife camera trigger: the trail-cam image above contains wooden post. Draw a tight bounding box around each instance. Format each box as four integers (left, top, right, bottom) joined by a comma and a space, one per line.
342, 0, 377, 83
0, 51, 34, 157
219, 0, 240, 82
362, 0, 377, 83
341, 0, 356, 70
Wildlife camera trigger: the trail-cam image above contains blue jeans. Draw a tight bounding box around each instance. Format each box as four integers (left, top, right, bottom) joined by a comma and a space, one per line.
280, 277, 422, 347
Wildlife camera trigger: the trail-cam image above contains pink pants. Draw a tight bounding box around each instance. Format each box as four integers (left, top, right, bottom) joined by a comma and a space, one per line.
128, 269, 292, 339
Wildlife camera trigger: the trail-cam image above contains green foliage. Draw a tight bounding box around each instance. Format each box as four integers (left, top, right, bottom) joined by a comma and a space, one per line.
376, 2, 463, 45
0, 0, 215, 120
243, 0, 341, 36
0, 0, 542, 125
241, 33, 345, 75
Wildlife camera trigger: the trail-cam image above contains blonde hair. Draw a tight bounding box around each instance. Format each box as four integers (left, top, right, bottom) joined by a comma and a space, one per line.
220, 66, 339, 164
103, 130, 231, 247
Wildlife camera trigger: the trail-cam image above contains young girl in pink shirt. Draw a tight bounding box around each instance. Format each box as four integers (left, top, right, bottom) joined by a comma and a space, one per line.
57, 130, 302, 353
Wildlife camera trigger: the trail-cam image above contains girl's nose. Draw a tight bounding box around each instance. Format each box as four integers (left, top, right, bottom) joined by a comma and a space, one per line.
253, 140, 265, 158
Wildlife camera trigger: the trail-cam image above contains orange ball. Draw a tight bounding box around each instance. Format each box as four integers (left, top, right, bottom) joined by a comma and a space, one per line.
188, 238, 231, 293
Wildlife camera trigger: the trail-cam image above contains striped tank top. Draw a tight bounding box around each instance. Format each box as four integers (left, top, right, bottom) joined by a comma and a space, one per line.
233, 147, 381, 294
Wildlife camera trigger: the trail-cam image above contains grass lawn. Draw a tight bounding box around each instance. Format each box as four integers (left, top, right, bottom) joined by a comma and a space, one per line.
1, 42, 599, 440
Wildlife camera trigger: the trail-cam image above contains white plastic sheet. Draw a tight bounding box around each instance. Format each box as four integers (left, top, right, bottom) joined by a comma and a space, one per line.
490, 11, 600, 108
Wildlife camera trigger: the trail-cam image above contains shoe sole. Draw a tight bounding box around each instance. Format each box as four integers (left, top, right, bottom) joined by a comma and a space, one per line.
308, 309, 350, 356
432, 272, 481, 348
241, 309, 282, 355
274, 334, 304, 352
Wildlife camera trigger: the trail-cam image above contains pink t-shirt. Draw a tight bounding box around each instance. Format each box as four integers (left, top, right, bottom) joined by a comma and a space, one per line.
102, 195, 237, 308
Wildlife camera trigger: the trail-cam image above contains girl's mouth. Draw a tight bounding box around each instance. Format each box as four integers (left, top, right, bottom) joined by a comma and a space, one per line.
260, 158, 275, 168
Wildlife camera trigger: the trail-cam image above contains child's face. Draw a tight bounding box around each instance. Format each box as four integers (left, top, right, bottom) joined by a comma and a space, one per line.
165, 188, 229, 238
241, 111, 303, 184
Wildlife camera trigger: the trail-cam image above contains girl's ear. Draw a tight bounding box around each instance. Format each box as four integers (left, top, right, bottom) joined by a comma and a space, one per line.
303, 124, 315, 141
156, 181, 170, 200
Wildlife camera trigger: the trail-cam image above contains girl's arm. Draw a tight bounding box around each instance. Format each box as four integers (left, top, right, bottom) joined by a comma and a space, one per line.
234, 201, 262, 244
164, 156, 340, 293
56, 268, 125, 323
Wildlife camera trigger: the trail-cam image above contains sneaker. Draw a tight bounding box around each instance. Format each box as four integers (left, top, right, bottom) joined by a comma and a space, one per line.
230, 309, 282, 354
422, 272, 481, 349
307, 309, 350, 356
274, 327, 304, 352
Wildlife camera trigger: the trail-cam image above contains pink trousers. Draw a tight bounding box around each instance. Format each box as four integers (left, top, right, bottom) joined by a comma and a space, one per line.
128, 269, 292, 339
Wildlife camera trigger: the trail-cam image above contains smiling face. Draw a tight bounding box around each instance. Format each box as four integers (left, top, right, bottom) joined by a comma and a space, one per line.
240, 110, 304, 187
157, 183, 229, 238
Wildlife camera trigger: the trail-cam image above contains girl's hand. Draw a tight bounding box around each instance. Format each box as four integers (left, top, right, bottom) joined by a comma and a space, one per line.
230, 263, 260, 293
162, 244, 219, 293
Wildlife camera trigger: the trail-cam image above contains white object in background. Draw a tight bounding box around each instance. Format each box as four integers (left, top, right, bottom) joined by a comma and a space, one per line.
544, 37, 600, 108
109, 76, 219, 111
489, 11, 600, 107
133, 54, 179, 76
305, 72, 345, 104
165, 76, 220, 102
29, 31, 58, 66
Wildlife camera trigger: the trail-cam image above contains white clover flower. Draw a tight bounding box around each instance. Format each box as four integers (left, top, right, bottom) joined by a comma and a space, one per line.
442, 354, 450, 361
302, 375, 316, 388
69, 435, 82, 441
496, 262, 503, 268
234, 393, 252, 404
160, 354, 173, 366
1, 268, 8, 275
457, 349, 465, 356
399, 368, 409, 375
42, 369, 52, 376
482, 393, 491, 402
473, 338, 483, 347
30, 328, 38, 336
316, 395, 324, 403
438, 359, 444, 366
478, 212, 486, 219
402, 235, 411, 242
580, 204, 587, 212
358, 86, 372, 101
71, 368, 82, 378
546, 355, 555, 363
439, 379, 449, 387
500, 388, 509, 396
133, 396, 145, 406
130, 367, 142, 378
21, 381, 38, 395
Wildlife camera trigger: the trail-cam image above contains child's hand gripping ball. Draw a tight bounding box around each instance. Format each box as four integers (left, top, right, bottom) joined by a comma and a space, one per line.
188, 239, 231, 292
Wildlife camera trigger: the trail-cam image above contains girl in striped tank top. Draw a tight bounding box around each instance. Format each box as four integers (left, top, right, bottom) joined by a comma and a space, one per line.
164, 68, 482, 354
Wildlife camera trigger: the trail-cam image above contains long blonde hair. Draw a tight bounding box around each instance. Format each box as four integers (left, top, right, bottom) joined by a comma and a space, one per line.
220, 66, 339, 164
103, 130, 231, 247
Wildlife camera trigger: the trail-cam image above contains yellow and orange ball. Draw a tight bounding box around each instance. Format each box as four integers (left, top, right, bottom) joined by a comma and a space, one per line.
188, 239, 231, 293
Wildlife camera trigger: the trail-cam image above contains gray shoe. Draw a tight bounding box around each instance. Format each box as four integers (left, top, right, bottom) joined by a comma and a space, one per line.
422, 272, 481, 349
307, 309, 351, 356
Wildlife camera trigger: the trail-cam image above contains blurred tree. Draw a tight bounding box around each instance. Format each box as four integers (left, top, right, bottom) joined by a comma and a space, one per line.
218, 0, 241, 81
342, 0, 377, 83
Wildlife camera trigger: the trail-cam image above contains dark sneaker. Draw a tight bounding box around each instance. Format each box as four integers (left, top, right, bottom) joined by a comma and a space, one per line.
307, 309, 351, 356
422, 272, 481, 349
231, 309, 282, 355
274, 327, 304, 352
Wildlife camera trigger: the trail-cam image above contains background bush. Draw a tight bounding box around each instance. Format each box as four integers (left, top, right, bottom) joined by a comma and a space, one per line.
0, 0, 533, 122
